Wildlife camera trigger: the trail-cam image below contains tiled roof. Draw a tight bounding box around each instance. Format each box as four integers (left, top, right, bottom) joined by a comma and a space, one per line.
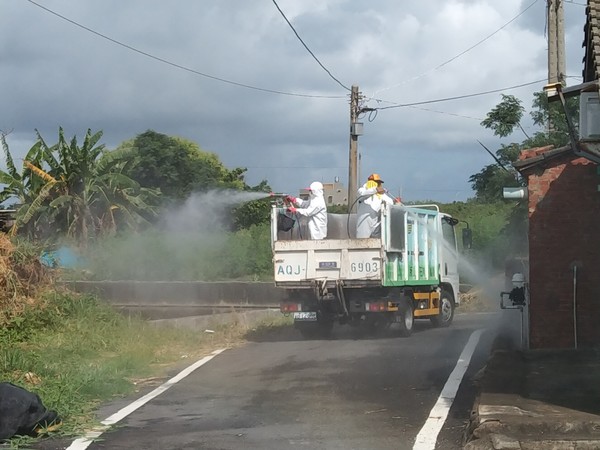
513, 142, 600, 173
583, 0, 600, 82
513, 145, 571, 173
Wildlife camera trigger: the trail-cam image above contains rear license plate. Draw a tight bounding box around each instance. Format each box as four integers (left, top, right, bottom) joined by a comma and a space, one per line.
293, 311, 317, 321
318, 261, 338, 269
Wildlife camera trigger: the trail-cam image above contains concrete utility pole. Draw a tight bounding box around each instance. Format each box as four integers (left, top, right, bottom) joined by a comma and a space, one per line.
348, 85, 360, 212
547, 0, 566, 85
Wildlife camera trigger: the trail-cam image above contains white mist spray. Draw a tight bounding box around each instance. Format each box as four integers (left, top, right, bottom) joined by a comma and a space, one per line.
160, 190, 271, 233
86, 189, 273, 281
402, 206, 500, 311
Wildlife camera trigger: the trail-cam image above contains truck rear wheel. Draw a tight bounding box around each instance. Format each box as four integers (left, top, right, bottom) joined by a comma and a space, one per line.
397, 298, 414, 337
430, 289, 454, 328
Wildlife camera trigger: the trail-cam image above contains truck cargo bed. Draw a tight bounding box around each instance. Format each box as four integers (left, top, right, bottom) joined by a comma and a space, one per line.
274, 238, 382, 285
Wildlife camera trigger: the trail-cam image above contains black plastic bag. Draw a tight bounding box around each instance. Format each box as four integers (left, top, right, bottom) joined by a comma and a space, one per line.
0, 382, 60, 441
277, 213, 295, 232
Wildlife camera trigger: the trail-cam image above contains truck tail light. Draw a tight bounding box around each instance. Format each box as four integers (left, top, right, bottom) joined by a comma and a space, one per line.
366, 302, 387, 312
280, 303, 301, 313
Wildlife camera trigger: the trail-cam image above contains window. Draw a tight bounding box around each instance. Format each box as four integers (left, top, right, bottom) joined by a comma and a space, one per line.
441, 219, 457, 250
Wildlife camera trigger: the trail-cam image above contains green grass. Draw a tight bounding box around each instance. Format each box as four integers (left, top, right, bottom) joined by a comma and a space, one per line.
1, 289, 291, 448
67, 224, 273, 281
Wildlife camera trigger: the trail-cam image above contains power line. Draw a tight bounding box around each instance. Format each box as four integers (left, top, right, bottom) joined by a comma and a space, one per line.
271, 0, 350, 91
407, 106, 483, 121
242, 165, 347, 169
564, 0, 587, 6
370, 0, 540, 98
373, 78, 547, 110
22, 1, 557, 122
25, 0, 345, 100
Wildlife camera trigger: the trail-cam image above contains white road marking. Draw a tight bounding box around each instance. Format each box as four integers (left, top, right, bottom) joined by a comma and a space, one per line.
66, 348, 227, 450
413, 329, 484, 450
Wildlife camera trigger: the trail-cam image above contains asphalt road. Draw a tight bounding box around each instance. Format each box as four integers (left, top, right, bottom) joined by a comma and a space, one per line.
37, 312, 499, 450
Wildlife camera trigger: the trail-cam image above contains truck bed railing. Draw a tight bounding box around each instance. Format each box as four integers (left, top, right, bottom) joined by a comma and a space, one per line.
276, 211, 359, 241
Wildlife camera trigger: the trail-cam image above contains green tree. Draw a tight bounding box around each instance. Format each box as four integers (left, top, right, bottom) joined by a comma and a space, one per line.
480, 94, 528, 139
114, 130, 273, 230
466, 90, 579, 266
231, 180, 273, 230
529, 91, 578, 146
115, 130, 246, 200
471, 92, 578, 202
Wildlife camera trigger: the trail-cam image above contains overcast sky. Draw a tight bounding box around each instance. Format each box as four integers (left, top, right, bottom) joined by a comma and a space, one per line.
0, 0, 588, 202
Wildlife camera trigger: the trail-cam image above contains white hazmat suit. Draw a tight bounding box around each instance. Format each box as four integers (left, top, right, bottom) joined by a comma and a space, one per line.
356, 180, 394, 238
289, 181, 328, 239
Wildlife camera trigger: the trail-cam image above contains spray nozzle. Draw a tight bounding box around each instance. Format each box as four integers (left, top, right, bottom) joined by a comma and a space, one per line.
269, 192, 292, 207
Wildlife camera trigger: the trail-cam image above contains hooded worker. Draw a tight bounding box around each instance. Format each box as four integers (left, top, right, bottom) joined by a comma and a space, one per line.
285, 181, 328, 239
356, 173, 395, 238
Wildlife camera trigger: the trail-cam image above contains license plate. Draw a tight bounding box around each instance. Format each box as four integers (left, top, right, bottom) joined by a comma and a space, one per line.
293, 311, 317, 321
318, 261, 337, 269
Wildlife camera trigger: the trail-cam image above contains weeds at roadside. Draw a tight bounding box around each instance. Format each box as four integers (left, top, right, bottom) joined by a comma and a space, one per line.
1, 291, 293, 447
0, 233, 296, 446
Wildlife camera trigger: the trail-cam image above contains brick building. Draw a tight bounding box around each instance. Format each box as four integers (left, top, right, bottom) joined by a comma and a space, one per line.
514, 146, 600, 348
511, 0, 600, 348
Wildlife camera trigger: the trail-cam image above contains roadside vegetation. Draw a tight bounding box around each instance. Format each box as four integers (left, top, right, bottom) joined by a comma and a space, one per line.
0, 235, 289, 447
80, 224, 273, 281
0, 91, 575, 446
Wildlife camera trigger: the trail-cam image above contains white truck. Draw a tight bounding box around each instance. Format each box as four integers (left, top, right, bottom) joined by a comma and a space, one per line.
271, 203, 470, 338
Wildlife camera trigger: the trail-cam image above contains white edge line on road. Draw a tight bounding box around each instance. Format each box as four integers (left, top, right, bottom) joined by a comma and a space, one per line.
412, 328, 484, 450
66, 348, 228, 450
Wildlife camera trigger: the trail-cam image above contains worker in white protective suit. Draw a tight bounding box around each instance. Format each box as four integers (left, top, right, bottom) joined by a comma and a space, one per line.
285, 181, 328, 239
356, 173, 395, 238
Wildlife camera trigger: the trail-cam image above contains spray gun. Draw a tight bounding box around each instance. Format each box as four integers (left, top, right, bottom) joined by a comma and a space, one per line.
269, 192, 293, 207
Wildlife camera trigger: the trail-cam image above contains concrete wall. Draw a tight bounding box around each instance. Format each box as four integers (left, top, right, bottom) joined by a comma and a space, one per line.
62, 281, 291, 319
522, 150, 600, 348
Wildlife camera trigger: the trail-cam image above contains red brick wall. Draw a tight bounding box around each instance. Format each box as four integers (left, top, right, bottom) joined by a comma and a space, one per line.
526, 155, 600, 348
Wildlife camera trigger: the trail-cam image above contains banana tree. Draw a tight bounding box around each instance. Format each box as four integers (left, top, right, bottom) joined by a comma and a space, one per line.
1, 129, 161, 245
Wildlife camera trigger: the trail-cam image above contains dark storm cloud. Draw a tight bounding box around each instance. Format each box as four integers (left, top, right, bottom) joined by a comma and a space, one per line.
0, 0, 587, 202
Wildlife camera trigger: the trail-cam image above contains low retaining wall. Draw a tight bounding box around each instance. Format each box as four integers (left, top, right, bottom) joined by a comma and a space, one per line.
62, 281, 289, 320
63, 281, 288, 306
148, 309, 282, 330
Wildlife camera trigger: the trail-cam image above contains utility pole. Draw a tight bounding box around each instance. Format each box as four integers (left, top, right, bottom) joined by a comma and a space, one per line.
348, 85, 361, 212
547, 0, 566, 85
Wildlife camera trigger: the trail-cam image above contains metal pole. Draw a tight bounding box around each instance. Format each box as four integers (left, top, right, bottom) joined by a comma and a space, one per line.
520, 307, 524, 349
573, 265, 578, 349
348, 85, 359, 212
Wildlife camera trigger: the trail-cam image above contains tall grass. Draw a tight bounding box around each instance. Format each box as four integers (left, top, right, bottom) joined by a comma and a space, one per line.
77, 223, 272, 281
1, 288, 278, 444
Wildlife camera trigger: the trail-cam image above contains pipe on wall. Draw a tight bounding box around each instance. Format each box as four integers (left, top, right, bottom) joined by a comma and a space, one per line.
570, 261, 582, 350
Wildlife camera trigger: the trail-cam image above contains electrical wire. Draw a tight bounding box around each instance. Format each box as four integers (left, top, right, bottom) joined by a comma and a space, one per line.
373, 78, 547, 111
564, 0, 587, 6
271, 0, 350, 91
241, 165, 347, 169
370, 0, 540, 98
407, 106, 483, 121
24, 1, 557, 125
25, 0, 346, 100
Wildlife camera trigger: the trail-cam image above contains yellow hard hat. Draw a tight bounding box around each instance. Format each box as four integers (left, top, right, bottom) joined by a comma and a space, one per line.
368, 173, 383, 183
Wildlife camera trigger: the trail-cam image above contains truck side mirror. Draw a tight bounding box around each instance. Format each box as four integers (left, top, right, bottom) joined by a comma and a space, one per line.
462, 228, 472, 250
